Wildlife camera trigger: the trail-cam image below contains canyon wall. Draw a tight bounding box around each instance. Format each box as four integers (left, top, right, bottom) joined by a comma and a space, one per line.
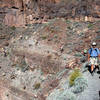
0, 0, 100, 26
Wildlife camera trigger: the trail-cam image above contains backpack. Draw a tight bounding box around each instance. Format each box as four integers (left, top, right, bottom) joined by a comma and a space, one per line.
89, 48, 98, 55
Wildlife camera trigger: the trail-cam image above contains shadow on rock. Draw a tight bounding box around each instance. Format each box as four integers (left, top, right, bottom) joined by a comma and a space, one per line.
82, 62, 100, 75
86, 65, 92, 74
97, 71, 100, 74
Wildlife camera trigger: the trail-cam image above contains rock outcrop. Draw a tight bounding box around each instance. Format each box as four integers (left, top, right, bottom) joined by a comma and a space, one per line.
0, 0, 100, 26
4, 9, 26, 27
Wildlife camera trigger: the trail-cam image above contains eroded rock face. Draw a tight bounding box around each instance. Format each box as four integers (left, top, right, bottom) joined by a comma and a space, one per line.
0, 0, 23, 8
0, 0, 100, 26
4, 9, 26, 27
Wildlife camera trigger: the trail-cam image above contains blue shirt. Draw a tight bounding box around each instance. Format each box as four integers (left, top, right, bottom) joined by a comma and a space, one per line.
88, 48, 100, 57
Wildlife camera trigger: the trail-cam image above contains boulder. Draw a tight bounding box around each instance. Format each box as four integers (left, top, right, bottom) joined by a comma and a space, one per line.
4, 9, 26, 27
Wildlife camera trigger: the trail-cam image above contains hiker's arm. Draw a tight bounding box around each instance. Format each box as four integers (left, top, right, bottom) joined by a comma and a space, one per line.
98, 54, 100, 60
98, 49, 100, 60
88, 53, 90, 62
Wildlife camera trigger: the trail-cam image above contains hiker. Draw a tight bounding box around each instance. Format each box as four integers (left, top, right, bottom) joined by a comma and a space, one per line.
88, 42, 100, 74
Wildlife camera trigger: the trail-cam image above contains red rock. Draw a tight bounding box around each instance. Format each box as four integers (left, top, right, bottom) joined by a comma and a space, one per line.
4, 9, 26, 27
0, 0, 100, 26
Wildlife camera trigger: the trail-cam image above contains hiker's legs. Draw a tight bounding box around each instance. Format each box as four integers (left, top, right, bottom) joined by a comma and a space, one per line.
90, 58, 95, 72
91, 64, 94, 72
94, 58, 99, 71
95, 65, 99, 71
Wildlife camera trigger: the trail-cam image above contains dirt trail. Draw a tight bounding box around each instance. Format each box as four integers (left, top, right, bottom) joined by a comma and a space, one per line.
78, 70, 100, 100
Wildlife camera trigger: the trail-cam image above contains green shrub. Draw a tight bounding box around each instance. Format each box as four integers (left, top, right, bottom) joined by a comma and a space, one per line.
66, 20, 71, 24
74, 53, 83, 57
54, 34, 58, 38
88, 23, 93, 28
41, 35, 47, 40
67, 26, 73, 30
11, 26, 16, 30
69, 69, 82, 86
34, 83, 41, 89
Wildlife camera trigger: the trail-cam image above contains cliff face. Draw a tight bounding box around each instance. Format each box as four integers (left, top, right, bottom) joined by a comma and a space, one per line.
0, 0, 100, 26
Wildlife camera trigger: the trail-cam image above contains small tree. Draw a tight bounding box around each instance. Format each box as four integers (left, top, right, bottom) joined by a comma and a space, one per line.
69, 69, 82, 86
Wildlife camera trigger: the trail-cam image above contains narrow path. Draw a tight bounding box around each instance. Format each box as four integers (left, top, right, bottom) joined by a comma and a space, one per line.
78, 70, 100, 100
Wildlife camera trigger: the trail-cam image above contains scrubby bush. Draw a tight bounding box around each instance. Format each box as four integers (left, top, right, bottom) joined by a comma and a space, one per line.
11, 26, 16, 30
74, 53, 83, 57
72, 77, 88, 93
66, 19, 71, 24
34, 83, 41, 89
88, 23, 93, 29
69, 69, 82, 86
41, 35, 47, 40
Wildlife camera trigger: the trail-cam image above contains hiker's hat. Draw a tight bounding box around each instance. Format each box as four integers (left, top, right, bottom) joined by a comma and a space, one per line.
92, 42, 96, 46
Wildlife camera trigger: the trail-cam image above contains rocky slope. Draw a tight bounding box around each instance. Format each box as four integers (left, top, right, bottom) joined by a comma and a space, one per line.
0, 1, 100, 100
0, 17, 100, 100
